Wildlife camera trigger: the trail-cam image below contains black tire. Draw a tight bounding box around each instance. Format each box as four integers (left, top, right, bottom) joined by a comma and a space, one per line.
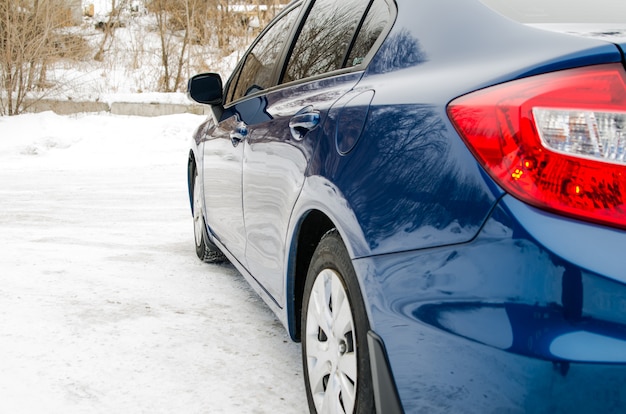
192, 167, 227, 264
301, 230, 374, 414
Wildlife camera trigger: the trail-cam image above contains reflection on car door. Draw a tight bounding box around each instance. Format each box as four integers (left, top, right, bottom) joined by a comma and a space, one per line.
243, 73, 364, 301
202, 107, 247, 264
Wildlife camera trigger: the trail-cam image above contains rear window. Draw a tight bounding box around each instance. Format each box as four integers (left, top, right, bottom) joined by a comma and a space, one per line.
480, 0, 626, 24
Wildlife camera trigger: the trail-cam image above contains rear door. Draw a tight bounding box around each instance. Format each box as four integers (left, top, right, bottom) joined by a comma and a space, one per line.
203, 4, 303, 264
242, 0, 392, 302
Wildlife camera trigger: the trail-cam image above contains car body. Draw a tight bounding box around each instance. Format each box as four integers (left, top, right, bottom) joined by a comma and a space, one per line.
186, 0, 626, 412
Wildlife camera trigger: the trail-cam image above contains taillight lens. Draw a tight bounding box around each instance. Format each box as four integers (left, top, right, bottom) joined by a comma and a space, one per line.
448, 64, 626, 230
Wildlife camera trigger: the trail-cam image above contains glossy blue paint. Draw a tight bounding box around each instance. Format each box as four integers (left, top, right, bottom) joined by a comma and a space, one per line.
367, 0, 621, 99
187, 0, 626, 411
202, 109, 247, 264
334, 90, 374, 155
316, 102, 498, 255
352, 198, 626, 413
242, 72, 363, 302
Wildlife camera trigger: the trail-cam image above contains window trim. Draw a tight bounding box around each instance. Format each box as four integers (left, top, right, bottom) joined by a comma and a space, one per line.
341, 0, 375, 69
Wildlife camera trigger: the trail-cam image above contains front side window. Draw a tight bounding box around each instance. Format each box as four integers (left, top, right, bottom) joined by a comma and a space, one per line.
282, 0, 371, 83
229, 7, 301, 103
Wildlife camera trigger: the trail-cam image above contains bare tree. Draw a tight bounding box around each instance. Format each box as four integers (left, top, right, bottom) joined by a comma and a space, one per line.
150, 0, 184, 91
94, 0, 126, 62
150, 0, 220, 92
0, 0, 85, 115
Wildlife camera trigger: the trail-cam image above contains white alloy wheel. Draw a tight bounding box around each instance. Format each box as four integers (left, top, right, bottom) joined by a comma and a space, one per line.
305, 268, 358, 414
193, 169, 204, 249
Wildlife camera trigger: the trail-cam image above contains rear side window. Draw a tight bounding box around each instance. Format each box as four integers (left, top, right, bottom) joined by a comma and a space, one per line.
282, 0, 371, 83
229, 7, 300, 103
347, 0, 390, 67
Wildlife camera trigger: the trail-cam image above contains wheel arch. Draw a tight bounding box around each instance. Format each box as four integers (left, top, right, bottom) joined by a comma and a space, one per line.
285, 176, 371, 341
287, 209, 335, 341
187, 149, 197, 215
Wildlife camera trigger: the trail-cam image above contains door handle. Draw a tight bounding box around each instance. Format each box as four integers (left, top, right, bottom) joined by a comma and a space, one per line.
289, 110, 320, 141
229, 122, 248, 147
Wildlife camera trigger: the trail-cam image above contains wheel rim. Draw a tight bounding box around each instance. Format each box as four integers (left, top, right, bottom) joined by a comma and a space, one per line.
192, 171, 204, 248
305, 268, 357, 414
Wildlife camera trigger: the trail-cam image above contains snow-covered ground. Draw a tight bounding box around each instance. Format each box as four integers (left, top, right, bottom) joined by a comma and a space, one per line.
0, 111, 307, 413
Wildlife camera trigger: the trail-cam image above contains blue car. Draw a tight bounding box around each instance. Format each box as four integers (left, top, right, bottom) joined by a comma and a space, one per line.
187, 0, 626, 412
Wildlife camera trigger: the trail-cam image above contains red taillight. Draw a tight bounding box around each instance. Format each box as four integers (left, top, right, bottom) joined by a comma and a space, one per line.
448, 64, 626, 230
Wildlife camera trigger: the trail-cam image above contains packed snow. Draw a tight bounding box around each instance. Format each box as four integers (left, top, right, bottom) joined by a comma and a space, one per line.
0, 111, 307, 413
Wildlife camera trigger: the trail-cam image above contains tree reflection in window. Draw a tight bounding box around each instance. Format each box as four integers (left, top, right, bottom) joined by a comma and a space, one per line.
347, 0, 389, 67
283, 0, 370, 83
231, 7, 300, 102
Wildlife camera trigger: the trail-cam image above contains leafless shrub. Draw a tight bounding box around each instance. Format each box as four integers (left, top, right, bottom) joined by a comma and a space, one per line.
94, 0, 128, 62
53, 33, 91, 60
0, 0, 73, 114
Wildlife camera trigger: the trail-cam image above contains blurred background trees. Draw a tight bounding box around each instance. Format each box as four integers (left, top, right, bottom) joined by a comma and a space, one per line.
147, 0, 287, 92
0, 0, 88, 115
0, 0, 289, 114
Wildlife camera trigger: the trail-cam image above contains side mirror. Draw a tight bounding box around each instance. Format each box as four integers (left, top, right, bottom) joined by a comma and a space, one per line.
187, 73, 223, 105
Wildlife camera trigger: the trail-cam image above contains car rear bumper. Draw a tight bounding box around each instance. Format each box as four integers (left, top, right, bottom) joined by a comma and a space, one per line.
355, 195, 626, 413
